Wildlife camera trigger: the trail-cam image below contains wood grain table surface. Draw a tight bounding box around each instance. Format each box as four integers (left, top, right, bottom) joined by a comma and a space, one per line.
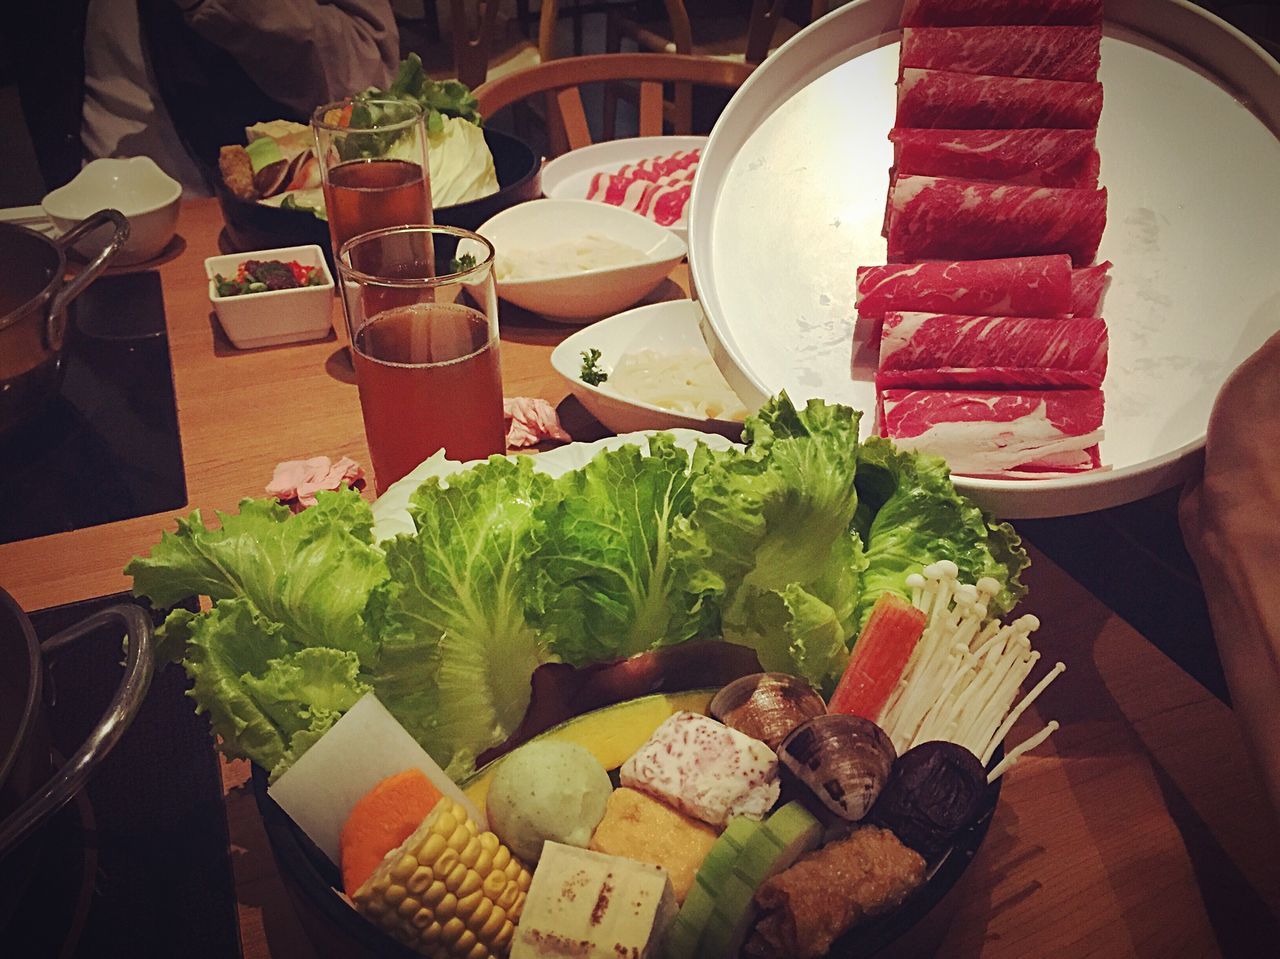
2, 200, 1278, 958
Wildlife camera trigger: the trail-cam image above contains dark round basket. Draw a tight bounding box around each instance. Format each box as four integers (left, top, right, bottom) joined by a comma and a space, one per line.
215, 128, 542, 273
250, 746, 1000, 959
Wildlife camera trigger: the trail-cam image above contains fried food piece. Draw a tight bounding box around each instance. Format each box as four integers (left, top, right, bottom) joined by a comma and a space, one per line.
745, 825, 926, 958
219, 145, 258, 201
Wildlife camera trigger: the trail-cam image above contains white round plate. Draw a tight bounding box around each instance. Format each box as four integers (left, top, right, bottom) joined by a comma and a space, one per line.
541, 135, 707, 240
688, 0, 1280, 518
548, 299, 745, 438
370, 429, 737, 542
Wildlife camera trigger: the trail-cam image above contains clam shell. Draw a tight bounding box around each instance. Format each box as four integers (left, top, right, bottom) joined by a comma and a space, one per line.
709, 672, 827, 751
779, 714, 897, 821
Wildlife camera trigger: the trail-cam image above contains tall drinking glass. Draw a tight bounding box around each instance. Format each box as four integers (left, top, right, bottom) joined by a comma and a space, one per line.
338, 225, 506, 494
312, 98, 433, 320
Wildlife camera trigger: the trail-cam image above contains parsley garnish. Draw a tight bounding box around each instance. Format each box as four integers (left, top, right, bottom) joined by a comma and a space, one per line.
579, 348, 608, 386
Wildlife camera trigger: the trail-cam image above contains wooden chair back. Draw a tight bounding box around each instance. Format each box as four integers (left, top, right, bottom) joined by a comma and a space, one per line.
473, 53, 753, 154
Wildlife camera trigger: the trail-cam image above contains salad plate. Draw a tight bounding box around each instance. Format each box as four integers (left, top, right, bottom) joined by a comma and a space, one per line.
689, 0, 1280, 518
541, 135, 707, 240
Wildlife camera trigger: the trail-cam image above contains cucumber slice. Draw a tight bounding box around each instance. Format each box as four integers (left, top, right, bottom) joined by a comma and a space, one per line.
663, 818, 761, 959
701, 803, 823, 959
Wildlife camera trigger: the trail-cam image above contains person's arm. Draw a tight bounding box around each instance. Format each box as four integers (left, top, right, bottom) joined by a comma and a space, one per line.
1179, 330, 1280, 821
174, 0, 400, 115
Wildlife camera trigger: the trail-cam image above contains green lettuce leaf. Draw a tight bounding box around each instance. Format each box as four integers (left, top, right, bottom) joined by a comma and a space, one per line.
854, 436, 1029, 623
371, 456, 553, 778
676, 395, 867, 690
126, 487, 385, 661
179, 599, 368, 777
533, 434, 714, 665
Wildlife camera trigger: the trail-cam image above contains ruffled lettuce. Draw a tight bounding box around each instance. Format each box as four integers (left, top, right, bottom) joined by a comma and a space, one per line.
676, 396, 867, 691
370, 456, 553, 778
532, 434, 715, 665
854, 436, 1029, 623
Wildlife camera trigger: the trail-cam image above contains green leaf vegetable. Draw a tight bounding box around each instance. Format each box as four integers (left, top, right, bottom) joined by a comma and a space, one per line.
370, 456, 554, 778
127, 395, 1030, 780
579, 348, 608, 386
374, 52, 483, 133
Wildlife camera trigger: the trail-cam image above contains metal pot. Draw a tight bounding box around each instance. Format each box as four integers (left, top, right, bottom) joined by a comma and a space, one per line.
0, 586, 154, 922
0, 210, 129, 434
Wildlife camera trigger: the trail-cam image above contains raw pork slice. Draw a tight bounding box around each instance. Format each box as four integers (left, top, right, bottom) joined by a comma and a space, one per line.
897, 69, 1103, 129
856, 255, 1074, 319
878, 312, 1109, 388
1072, 260, 1111, 315
900, 0, 1103, 27
879, 388, 1104, 475
900, 26, 1101, 81
890, 127, 1100, 187
886, 175, 1107, 266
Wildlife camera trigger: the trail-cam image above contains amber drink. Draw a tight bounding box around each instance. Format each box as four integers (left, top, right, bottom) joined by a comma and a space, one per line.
338, 226, 505, 494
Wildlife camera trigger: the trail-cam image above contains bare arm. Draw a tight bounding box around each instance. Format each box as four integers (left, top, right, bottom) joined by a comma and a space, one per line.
178, 0, 400, 115
1179, 330, 1280, 821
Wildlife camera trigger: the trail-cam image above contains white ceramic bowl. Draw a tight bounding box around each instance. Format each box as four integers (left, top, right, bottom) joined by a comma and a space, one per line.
205, 245, 335, 349
42, 157, 182, 265
464, 198, 687, 323
550, 299, 745, 437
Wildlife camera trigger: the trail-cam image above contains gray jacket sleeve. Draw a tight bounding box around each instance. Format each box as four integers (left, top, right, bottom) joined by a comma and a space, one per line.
180, 0, 400, 115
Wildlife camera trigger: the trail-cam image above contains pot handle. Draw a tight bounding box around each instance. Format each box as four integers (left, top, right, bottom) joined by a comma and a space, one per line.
45, 209, 131, 351
0, 604, 154, 857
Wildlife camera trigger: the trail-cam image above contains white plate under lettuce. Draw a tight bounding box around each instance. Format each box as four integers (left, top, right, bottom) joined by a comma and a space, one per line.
371, 430, 738, 542
688, 0, 1280, 518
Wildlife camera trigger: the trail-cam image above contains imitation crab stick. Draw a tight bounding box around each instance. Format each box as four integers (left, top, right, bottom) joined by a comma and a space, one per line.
828, 593, 927, 720
340, 769, 443, 895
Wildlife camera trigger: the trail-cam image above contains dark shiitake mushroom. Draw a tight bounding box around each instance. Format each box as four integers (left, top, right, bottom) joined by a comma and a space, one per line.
710, 672, 827, 751
868, 740, 989, 862
778, 714, 896, 821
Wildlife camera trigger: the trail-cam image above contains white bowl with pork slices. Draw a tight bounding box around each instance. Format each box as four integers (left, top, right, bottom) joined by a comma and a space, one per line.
466, 198, 687, 323
541, 135, 705, 240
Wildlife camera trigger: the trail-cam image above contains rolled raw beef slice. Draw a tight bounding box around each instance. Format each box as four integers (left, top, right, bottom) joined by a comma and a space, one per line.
890, 127, 1100, 187
886, 175, 1107, 266
900, 0, 1103, 27
1072, 260, 1111, 315
877, 312, 1109, 389
878, 387, 1105, 475
856, 255, 1075, 319
897, 69, 1103, 129
900, 25, 1101, 81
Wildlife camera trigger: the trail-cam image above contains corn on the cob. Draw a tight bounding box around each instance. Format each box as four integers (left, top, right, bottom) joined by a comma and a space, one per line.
352, 797, 532, 958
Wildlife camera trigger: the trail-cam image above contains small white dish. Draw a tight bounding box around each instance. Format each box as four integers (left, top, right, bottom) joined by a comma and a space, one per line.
464, 198, 687, 323
42, 157, 182, 265
204, 245, 334, 349
550, 299, 745, 437
540, 135, 706, 241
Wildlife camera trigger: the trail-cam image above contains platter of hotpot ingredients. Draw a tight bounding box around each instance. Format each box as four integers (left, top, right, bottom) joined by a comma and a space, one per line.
127, 395, 1064, 959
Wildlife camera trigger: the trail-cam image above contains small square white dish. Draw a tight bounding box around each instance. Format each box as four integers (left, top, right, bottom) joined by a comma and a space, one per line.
463, 198, 687, 324
42, 157, 182, 265
204, 245, 335, 350
550, 299, 746, 437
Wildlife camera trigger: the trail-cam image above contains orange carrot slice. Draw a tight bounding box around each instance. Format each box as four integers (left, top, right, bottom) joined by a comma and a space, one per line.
340, 769, 443, 895
828, 593, 927, 721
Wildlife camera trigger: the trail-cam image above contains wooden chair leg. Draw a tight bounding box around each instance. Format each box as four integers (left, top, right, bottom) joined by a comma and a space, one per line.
603, 9, 623, 140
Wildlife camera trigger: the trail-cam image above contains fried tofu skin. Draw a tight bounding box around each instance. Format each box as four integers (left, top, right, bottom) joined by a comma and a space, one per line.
219, 145, 258, 201
745, 826, 926, 958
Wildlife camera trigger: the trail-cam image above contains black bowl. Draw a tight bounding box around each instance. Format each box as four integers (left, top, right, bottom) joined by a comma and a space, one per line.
250, 746, 1000, 959
215, 128, 542, 273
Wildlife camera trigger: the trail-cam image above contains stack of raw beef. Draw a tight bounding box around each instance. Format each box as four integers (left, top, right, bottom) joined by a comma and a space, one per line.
860, 0, 1112, 478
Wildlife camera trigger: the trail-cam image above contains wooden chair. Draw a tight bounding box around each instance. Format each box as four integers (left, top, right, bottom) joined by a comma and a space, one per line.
473, 53, 753, 156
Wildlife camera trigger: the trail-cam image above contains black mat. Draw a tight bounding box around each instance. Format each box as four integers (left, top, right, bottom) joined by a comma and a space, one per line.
2, 593, 241, 959
0, 272, 187, 545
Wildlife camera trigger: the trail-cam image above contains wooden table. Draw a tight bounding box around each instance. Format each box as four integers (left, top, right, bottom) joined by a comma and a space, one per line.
3, 200, 1278, 957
